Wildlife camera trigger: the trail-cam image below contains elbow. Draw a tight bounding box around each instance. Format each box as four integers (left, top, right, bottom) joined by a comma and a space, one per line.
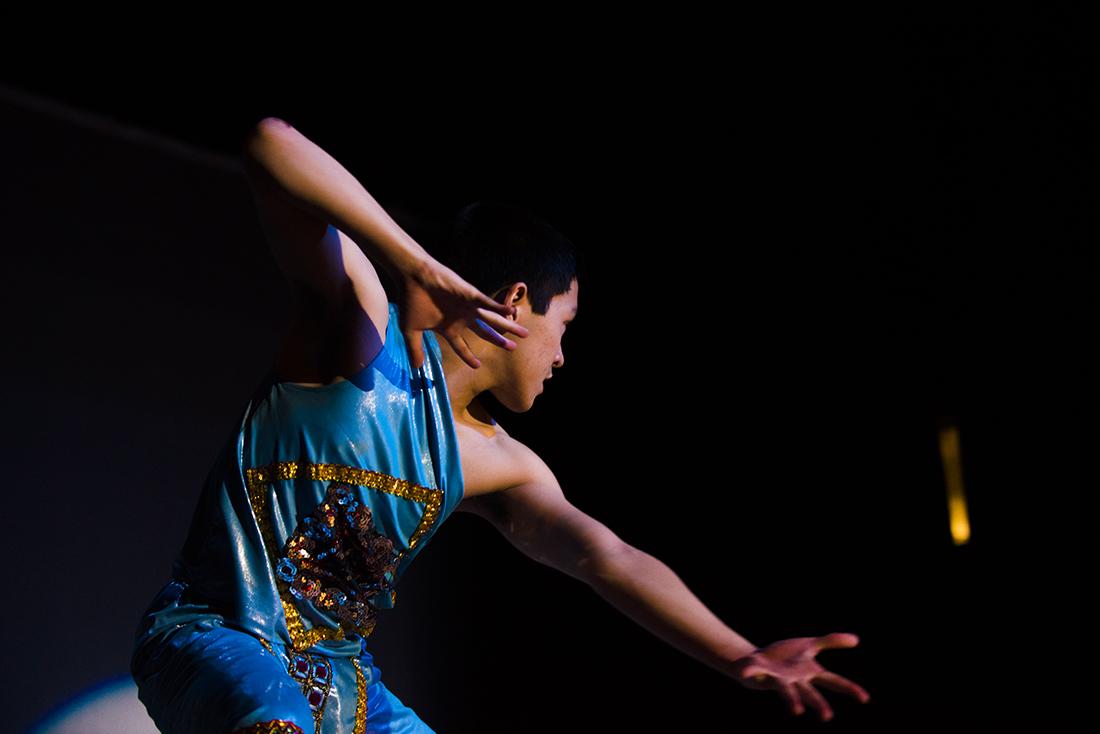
581, 538, 638, 585
256, 116, 292, 135
240, 117, 292, 159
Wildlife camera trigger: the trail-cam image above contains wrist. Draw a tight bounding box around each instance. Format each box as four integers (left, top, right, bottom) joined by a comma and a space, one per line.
717, 640, 761, 673
372, 234, 431, 284
395, 240, 432, 279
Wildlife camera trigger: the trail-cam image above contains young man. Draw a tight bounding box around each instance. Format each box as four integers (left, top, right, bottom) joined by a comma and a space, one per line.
130, 118, 870, 733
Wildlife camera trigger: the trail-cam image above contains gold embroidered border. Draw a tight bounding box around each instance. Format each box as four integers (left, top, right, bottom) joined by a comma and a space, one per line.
244, 460, 443, 652
352, 657, 367, 734
259, 637, 278, 658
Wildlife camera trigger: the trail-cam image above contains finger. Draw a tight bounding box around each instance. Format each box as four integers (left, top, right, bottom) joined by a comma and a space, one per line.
776, 682, 803, 717
477, 307, 529, 338
470, 317, 514, 350
814, 671, 871, 703
795, 680, 834, 723
403, 329, 426, 370
814, 632, 861, 652
445, 329, 481, 369
476, 291, 519, 318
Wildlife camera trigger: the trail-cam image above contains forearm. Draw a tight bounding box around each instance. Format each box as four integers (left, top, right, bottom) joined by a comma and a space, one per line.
586, 545, 758, 677
241, 117, 428, 281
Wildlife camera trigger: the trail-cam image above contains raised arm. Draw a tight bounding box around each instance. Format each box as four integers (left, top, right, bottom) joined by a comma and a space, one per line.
461, 438, 871, 722
239, 117, 527, 369
241, 117, 427, 295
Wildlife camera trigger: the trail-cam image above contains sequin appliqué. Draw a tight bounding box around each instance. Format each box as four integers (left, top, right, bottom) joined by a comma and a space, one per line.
244, 460, 444, 652
276, 482, 399, 640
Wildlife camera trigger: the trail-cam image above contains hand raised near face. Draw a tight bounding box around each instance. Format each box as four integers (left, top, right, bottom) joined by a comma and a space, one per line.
395, 255, 529, 370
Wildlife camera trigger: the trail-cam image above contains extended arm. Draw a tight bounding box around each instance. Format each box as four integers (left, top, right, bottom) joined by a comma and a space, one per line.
585, 541, 760, 672
459, 444, 757, 676
462, 442, 870, 722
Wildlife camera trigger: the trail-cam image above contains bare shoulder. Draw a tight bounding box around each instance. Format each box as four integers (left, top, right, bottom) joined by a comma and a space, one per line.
453, 419, 556, 512
451, 418, 629, 577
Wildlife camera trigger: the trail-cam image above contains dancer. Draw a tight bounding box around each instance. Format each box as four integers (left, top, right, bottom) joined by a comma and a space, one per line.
130, 117, 870, 733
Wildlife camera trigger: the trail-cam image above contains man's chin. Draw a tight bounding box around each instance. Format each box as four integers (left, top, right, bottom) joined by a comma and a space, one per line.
515, 386, 542, 412
497, 394, 537, 414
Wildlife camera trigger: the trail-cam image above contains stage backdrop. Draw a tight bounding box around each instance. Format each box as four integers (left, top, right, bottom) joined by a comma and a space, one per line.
2, 41, 1094, 732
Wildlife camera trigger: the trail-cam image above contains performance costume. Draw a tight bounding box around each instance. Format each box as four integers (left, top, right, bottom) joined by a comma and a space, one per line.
131, 302, 464, 733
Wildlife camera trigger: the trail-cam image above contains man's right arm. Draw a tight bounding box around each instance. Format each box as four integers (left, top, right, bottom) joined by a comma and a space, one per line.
240, 117, 429, 328
239, 117, 527, 371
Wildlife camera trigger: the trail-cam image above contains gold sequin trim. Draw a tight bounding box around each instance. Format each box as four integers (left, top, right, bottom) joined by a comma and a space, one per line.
244, 460, 443, 652
231, 719, 305, 734
259, 637, 280, 659
352, 656, 367, 734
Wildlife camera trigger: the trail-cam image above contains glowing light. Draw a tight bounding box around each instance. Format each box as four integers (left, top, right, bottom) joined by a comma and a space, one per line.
937, 421, 971, 545
30, 675, 158, 733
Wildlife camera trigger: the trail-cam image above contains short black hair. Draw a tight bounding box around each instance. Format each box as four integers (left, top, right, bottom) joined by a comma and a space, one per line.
439, 199, 582, 316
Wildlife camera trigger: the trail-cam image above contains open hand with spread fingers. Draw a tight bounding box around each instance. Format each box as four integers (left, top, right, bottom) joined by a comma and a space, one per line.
395, 254, 529, 370
728, 633, 871, 722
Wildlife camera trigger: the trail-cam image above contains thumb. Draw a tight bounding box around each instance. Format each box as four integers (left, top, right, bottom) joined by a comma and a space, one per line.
814, 632, 861, 652
738, 666, 771, 686
404, 329, 426, 370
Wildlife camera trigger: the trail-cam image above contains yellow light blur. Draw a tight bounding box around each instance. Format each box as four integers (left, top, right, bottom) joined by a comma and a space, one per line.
938, 422, 970, 545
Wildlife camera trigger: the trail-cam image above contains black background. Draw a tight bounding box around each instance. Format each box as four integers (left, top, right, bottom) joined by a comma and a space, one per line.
2, 19, 1095, 732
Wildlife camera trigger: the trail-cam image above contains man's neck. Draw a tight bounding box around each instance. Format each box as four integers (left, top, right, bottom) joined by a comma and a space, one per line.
440, 347, 498, 436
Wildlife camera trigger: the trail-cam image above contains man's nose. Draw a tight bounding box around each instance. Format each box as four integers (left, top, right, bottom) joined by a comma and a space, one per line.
553, 350, 565, 368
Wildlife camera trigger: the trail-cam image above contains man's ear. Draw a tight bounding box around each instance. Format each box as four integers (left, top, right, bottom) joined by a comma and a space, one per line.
501, 282, 528, 317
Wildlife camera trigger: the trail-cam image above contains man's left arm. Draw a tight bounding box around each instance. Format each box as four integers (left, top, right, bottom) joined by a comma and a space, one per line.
459, 449, 759, 679
459, 445, 871, 722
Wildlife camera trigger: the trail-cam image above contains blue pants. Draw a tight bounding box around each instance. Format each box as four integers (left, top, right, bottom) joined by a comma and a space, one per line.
131, 580, 435, 734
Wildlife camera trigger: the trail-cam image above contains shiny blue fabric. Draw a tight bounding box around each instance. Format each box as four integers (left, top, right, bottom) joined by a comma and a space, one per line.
132, 302, 463, 733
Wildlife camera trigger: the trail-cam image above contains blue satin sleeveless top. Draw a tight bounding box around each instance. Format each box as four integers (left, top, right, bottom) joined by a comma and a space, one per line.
167, 302, 465, 658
